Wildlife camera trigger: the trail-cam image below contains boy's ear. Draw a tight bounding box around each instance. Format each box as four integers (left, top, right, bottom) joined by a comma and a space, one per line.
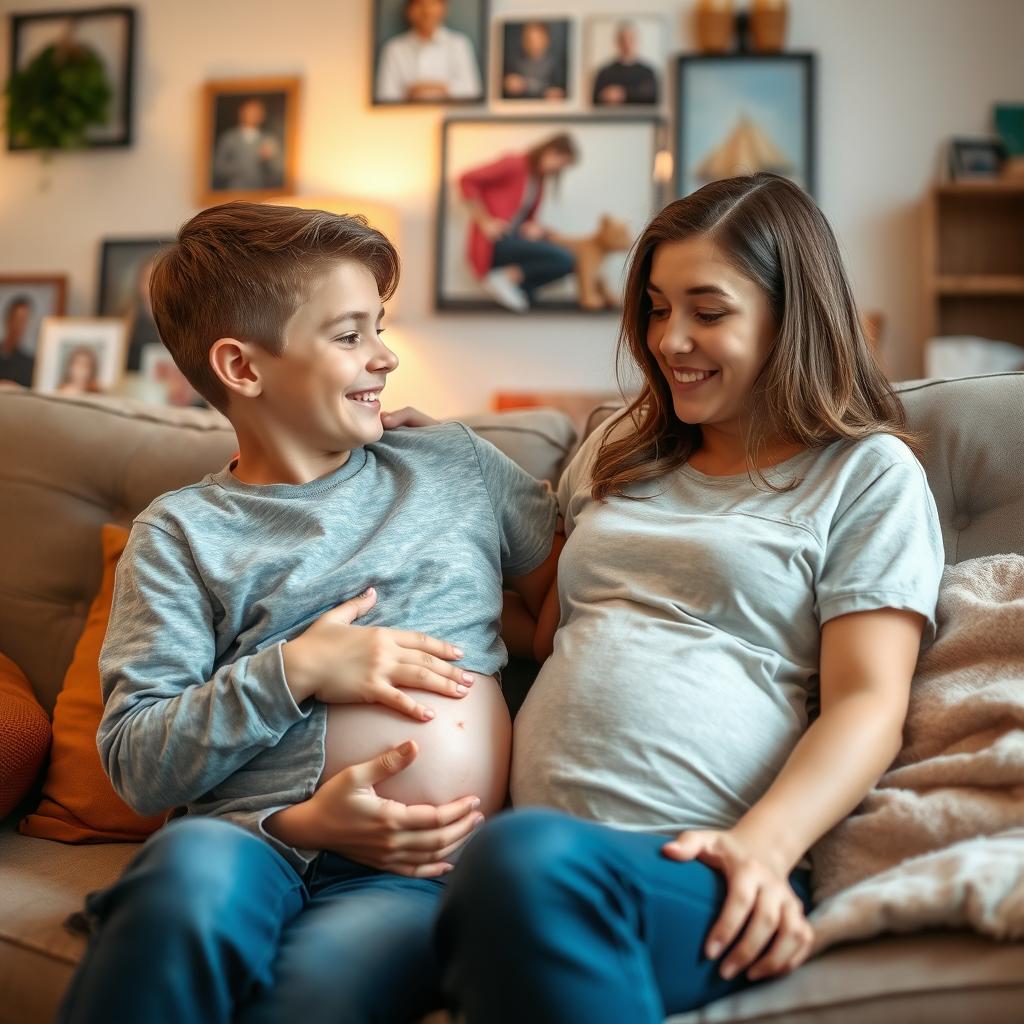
209, 337, 263, 400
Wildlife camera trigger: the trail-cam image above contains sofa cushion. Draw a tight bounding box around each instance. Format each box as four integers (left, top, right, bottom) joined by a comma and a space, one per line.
0, 653, 51, 819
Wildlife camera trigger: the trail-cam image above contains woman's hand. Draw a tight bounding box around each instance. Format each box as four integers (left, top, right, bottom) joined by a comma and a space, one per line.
518, 221, 547, 242
266, 741, 484, 877
479, 215, 509, 241
662, 829, 814, 981
381, 407, 439, 429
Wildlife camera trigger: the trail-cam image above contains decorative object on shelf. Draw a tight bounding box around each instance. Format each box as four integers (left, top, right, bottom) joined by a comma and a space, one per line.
675, 53, 815, 197
198, 76, 301, 207
948, 136, 1008, 180
97, 237, 173, 372
5, 6, 135, 151
435, 115, 663, 313
585, 14, 665, 109
32, 317, 127, 395
993, 104, 1024, 177
0, 276, 67, 388
693, 0, 735, 54
137, 344, 203, 407
750, 0, 788, 52
372, 0, 487, 105
499, 19, 571, 102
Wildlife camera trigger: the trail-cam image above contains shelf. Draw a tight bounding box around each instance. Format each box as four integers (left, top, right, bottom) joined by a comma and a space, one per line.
935, 275, 1024, 296
935, 180, 1024, 196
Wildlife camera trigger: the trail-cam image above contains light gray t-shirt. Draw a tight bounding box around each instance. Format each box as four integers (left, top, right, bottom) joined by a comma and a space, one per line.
98, 423, 556, 871
511, 417, 944, 839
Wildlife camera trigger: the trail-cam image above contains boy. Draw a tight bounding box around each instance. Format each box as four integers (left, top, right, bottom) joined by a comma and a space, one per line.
59, 202, 557, 1024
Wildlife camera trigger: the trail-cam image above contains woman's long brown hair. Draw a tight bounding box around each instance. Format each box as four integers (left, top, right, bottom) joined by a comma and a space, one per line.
592, 172, 918, 500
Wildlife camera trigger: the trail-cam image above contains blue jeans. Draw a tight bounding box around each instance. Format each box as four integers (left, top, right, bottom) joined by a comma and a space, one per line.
491, 235, 575, 298
58, 817, 446, 1024
435, 809, 813, 1023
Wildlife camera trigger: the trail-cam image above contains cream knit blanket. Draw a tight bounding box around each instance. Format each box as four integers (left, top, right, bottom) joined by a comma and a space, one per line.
809, 554, 1024, 953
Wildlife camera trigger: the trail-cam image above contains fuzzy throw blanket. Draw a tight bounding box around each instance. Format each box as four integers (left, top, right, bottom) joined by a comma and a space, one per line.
809, 554, 1024, 953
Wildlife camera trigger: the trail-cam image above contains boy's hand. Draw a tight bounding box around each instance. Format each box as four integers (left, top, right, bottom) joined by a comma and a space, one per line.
381, 407, 438, 429
283, 587, 474, 720
268, 741, 484, 877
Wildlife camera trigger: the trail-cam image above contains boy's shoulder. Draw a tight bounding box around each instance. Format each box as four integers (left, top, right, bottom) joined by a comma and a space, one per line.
133, 472, 226, 539
370, 421, 479, 462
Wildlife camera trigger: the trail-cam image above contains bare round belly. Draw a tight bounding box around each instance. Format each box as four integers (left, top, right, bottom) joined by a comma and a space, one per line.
320, 672, 512, 818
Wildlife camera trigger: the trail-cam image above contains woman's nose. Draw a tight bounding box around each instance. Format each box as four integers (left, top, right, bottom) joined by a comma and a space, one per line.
660, 320, 695, 357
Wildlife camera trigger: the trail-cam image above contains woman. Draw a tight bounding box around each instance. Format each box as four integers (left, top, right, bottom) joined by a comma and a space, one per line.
56, 346, 102, 395
435, 173, 945, 1021
459, 133, 577, 312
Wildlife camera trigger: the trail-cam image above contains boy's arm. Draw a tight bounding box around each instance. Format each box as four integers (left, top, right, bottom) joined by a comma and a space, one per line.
98, 522, 309, 815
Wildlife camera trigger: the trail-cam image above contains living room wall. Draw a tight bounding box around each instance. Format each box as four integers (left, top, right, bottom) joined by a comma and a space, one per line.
1, 0, 1022, 417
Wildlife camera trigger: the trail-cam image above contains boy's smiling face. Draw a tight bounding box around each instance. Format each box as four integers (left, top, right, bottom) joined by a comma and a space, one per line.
246, 260, 398, 456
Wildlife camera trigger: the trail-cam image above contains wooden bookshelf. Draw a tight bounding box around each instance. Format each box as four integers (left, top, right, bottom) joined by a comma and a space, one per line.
921, 180, 1024, 376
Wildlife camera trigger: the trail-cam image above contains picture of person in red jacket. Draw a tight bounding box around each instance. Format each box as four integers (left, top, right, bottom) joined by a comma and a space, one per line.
458, 133, 578, 312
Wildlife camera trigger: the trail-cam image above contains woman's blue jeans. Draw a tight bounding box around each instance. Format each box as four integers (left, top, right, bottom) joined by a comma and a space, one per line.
435, 809, 813, 1024
57, 817, 446, 1024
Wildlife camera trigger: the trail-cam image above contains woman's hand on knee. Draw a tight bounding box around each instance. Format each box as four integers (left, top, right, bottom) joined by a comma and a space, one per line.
309, 741, 485, 878
661, 829, 814, 982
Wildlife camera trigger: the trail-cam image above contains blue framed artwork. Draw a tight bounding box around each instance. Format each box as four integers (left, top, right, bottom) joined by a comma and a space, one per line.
675, 53, 815, 198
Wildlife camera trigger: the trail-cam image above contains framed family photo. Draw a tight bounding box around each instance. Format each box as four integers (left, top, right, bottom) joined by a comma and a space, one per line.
199, 77, 300, 206
585, 15, 666, 109
675, 53, 815, 198
33, 316, 127, 395
436, 115, 663, 313
0, 276, 68, 387
499, 19, 571, 102
373, 0, 488, 105
7, 5, 135, 150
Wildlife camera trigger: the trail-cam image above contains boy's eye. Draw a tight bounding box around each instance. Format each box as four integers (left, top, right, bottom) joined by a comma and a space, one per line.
334, 333, 359, 345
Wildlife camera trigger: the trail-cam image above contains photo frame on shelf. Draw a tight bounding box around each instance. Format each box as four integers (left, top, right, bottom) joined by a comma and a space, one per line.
674, 53, 815, 198
372, 0, 488, 105
436, 115, 664, 313
6, 6, 136, 150
0, 276, 68, 387
585, 14, 666, 109
948, 136, 1008, 181
498, 19, 572, 103
198, 77, 301, 206
32, 316, 128, 396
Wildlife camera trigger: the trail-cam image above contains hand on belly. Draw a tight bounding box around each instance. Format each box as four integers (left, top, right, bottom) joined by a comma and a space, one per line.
320, 672, 512, 818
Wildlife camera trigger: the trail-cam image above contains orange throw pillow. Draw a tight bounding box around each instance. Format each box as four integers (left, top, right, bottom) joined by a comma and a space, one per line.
19, 524, 167, 842
0, 652, 52, 819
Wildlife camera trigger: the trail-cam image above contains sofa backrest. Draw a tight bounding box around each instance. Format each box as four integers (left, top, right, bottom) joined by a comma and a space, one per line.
0, 391, 575, 713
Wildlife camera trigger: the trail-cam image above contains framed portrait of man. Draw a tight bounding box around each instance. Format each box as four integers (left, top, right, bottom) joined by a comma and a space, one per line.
586, 15, 666, 109
373, 0, 488, 105
499, 19, 571, 103
0, 276, 67, 388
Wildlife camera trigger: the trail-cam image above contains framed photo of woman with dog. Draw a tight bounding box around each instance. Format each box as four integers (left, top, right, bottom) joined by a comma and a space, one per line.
435, 116, 664, 313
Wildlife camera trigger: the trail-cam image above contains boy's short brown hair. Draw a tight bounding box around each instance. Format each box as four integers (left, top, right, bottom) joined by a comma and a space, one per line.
149, 201, 400, 411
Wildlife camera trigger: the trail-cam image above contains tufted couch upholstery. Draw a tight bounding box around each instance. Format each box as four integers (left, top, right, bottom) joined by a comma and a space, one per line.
1, 373, 1023, 1023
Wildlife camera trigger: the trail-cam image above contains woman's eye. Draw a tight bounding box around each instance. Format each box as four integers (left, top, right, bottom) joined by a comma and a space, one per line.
694, 311, 726, 325
649, 307, 670, 320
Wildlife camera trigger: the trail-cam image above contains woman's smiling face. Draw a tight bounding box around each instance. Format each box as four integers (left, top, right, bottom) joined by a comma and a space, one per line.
645, 234, 776, 437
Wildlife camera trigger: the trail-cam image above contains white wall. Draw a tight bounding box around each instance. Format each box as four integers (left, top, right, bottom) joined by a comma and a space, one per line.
2, 0, 1022, 416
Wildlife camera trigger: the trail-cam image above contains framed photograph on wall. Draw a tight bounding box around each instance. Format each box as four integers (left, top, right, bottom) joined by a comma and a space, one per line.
0, 276, 67, 387
499, 19, 571, 102
199, 77, 301, 206
436, 115, 664, 313
33, 316, 127, 395
675, 53, 815, 198
7, 6, 135, 150
586, 14, 665, 109
373, 0, 488, 105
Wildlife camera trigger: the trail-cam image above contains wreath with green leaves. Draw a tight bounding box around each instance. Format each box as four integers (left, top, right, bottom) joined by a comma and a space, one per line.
5, 39, 112, 151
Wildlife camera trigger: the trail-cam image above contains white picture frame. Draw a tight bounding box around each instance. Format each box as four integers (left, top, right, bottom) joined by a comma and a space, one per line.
33, 316, 128, 395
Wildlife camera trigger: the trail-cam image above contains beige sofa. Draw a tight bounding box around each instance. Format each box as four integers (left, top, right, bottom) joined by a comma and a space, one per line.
2, 374, 1023, 1023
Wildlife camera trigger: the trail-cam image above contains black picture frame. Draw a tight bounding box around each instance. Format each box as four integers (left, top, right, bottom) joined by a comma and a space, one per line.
435, 114, 664, 314
948, 136, 1008, 180
674, 53, 816, 198
371, 0, 489, 106
7, 5, 136, 151
498, 18, 571, 103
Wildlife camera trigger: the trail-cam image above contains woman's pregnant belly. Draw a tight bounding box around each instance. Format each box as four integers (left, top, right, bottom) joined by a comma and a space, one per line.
320, 672, 511, 817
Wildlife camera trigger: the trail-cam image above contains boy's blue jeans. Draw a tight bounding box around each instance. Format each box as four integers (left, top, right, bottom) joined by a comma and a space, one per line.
436, 808, 813, 1024
57, 817, 446, 1024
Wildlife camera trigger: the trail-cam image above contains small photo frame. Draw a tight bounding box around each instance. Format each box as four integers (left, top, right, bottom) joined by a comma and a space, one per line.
0, 276, 68, 387
97, 237, 173, 371
586, 15, 665, 108
437, 116, 663, 313
373, 0, 488, 105
139, 343, 203, 407
199, 77, 301, 206
948, 136, 1008, 180
500, 19, 571, 102
7, 6, 135, 150
33, 316, 128, 395
675, 53, 815, 198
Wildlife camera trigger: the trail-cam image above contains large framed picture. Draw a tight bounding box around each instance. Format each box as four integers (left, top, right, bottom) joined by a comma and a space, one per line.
33, 316, 128, 395
436, 116, 664, 313
499, 19, 571, 102
199, 77, 301, 206
373, 0, 488, 105
675, 53, 815, 198
7, 6, 135, 150
0, 276, 67, 387
585, 15, 666, 109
